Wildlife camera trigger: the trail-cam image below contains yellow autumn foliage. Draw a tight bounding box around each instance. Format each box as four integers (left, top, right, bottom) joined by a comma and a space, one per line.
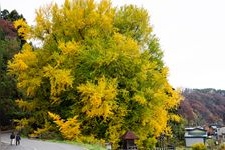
14, 118, 29, 132
48, 112, 80, 140
113, 33, 140, 57
133, 93, 147, 105
58, 40, 80, 55
15, 99, 35, 112
8, 44, 37, 73
8, 0, 182, 148
13, 19, 30, 40
43, 65, 73, 97
34, 4, 53, 39
78, 76, 117, 119
170, 114, 182, 122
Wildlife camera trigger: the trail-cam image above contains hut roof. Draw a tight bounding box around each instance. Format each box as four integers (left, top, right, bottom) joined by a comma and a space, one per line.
121, 131, 139, 140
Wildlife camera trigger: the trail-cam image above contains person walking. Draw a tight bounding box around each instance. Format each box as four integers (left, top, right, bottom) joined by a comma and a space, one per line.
16, 133, 21, 145
10, 132, 15, 145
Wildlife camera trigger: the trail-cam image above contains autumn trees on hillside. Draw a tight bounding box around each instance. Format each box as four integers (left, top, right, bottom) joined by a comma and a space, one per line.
0, 9, 25, 126
179, 88, 225, 126
8, 0, 181, 149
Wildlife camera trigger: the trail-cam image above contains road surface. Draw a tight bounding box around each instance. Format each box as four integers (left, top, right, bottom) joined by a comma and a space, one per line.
0, 133, 87, 150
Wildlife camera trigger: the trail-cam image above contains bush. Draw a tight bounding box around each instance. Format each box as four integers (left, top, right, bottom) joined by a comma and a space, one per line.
205, 139, 216, 149
192, 143, 207, 150
219, 144, 225, 150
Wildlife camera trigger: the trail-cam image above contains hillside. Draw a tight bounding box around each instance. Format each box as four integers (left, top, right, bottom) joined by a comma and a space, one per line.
178, 88, 225, 126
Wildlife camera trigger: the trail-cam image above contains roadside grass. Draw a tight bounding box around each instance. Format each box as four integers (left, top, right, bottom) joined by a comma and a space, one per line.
176, 146, 200, 150
80, 143, 106, 150
48, 139, 106, 150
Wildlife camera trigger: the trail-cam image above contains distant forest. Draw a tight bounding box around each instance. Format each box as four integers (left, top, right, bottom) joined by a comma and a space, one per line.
178, 88, 225, 126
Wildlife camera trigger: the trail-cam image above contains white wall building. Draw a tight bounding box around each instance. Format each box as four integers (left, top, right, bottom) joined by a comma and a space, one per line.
185, 127, 207, 147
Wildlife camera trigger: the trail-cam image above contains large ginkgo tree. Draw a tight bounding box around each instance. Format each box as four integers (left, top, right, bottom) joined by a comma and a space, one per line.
8, 0, 181, 149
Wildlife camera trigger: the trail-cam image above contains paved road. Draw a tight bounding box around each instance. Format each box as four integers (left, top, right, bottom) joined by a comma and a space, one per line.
0, 133, 87, 150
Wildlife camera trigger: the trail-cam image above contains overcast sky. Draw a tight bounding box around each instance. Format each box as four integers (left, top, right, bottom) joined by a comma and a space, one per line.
1, 0, 225, 90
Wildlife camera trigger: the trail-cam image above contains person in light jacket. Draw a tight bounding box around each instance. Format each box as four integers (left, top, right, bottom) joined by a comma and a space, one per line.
10, 132, 15, 145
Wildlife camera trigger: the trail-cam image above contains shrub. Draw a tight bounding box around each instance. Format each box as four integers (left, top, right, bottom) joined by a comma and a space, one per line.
219, 143, 225, 150
192, 143, 207, 150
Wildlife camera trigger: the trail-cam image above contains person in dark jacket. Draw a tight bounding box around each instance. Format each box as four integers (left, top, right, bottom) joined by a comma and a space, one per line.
16, 133, 21, 145
10, 132, 15, 145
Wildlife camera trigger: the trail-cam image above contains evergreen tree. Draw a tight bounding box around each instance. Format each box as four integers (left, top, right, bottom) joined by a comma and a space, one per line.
0, 15, 23, 126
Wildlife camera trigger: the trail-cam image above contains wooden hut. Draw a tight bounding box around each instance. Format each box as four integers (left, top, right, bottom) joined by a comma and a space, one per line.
119, 131, 138, 150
